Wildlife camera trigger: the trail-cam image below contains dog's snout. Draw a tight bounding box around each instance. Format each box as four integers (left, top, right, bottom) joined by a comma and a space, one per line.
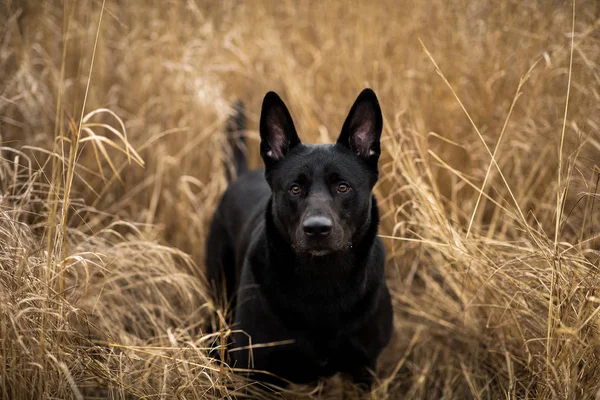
303, 216, 333, 237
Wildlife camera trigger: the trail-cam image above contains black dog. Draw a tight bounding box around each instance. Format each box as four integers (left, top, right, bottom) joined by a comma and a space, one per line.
205, 89, 393, 386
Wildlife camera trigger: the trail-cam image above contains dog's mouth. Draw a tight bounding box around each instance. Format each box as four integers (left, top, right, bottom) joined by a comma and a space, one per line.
292, 224, 349, 256
293, 238, 346, 257
307, 248, 335, 256
292, 243, 335, 256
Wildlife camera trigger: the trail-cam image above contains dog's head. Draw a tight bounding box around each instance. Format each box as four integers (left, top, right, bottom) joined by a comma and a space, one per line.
260, 89, 383, 256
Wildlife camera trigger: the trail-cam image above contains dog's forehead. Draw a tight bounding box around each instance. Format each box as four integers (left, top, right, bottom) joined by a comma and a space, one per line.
278, 144, 365, 180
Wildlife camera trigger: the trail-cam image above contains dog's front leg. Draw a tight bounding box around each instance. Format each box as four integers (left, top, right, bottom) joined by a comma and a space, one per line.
340, 363, 375, 392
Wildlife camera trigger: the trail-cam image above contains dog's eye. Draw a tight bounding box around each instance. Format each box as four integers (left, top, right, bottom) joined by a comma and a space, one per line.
289, 184, 302, 195
337, 183, 350, 193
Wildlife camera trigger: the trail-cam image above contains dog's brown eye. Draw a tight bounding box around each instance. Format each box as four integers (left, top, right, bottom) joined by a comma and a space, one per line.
290, 184, 301, 195
337, 183, 350, 193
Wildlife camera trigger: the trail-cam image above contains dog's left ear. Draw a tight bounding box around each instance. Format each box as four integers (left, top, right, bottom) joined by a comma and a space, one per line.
337, 88, 383, 166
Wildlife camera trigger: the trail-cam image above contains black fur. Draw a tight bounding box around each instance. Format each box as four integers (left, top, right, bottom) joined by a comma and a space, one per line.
205, 89, 393, 386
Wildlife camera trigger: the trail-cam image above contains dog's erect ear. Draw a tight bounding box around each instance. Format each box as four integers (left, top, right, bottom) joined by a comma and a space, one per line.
260, 91, 301, 165
337, 88, 383, 165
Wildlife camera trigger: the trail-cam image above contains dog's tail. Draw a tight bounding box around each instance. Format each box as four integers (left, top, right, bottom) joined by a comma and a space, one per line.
224, 100, 248, 182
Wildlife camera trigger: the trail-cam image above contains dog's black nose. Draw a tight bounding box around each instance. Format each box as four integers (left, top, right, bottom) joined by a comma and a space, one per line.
303, 216, 333, 237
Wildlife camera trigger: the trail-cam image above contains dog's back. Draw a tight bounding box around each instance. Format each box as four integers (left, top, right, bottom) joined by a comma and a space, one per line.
205, 103, 267, 311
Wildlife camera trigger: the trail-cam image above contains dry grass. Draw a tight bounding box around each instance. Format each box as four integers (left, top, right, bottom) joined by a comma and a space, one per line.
1, 0, 600, 398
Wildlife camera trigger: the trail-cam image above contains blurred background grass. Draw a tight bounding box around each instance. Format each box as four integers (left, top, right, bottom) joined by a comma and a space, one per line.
1, 0, 600, 398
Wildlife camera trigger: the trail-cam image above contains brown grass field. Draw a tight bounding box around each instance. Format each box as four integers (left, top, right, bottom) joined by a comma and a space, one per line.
1, 0, 600, 398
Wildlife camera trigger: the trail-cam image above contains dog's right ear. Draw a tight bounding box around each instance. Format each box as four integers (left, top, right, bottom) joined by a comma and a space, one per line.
260, 91, 301, 166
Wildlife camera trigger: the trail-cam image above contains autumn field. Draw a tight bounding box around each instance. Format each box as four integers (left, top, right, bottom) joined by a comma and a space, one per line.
1, 1, 600, 398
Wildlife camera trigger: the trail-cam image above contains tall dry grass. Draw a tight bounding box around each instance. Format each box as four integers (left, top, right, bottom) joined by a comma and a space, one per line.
1, 0, 599, 398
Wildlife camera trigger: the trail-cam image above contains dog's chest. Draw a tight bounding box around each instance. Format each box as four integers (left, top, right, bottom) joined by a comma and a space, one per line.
309, 333, 356, 374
